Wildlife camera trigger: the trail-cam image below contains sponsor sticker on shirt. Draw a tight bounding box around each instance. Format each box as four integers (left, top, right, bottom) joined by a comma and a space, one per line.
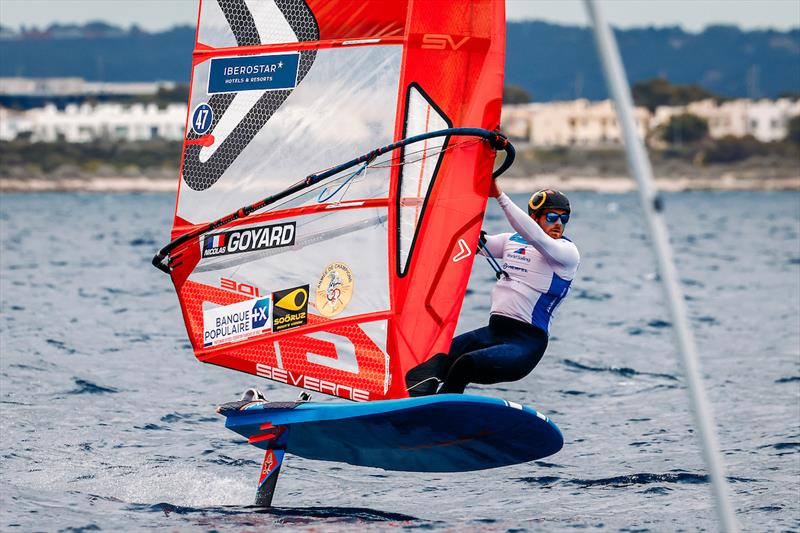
202, 297, 271, 348
202, 222, 296, 258
508, 244, 531, 263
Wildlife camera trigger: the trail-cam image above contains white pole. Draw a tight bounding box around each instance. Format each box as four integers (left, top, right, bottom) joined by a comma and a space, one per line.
582, 1, 739, 531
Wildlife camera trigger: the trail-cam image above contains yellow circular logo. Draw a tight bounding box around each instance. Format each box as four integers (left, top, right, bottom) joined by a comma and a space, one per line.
315, 262, 354, 317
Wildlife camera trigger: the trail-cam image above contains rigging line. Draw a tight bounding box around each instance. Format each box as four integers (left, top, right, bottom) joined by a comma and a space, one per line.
267, 172, 368, 212
378, 136, 477, 162
290, 140, 466, 208
366, 140, 476, 169
368, 139, 481, 169
316, 162, 369, 203
377, 145, 484, 170
478, 231, 509, 280
377, 138, 477, 164
340, 161, 366, 201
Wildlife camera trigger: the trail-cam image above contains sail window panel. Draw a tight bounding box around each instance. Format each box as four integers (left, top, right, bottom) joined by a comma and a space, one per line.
397, 86, 450, 275
197, 0, 238, 48
178, 45, 402, 225
198, 0, 308, 49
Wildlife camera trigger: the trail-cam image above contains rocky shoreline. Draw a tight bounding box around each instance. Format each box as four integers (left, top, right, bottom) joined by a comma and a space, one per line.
501, 173, 800, 193
3, 138, 798, 193
1, 173, 798, 193
0, 176, 177, 193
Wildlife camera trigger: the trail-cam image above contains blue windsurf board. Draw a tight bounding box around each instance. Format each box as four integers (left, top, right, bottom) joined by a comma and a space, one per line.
219, 393, 563, 473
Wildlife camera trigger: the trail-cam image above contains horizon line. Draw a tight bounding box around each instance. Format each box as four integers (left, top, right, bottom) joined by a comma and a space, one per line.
0, 18, 798, 35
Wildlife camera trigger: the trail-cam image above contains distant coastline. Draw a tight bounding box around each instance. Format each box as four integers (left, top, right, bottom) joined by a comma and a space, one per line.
2, 140, 797, 194
2, 172, 797, 193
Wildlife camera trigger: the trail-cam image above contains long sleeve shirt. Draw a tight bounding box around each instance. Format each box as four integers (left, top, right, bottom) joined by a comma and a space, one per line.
480, 193, 580, 334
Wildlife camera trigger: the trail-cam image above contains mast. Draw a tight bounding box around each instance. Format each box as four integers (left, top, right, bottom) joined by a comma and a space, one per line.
582, 1, 739, 531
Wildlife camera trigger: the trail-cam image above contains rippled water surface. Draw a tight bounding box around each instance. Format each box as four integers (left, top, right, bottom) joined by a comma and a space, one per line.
1, 191, 798, 532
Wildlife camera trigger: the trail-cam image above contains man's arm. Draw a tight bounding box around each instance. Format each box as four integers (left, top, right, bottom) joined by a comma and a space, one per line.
495, 192, 579, 268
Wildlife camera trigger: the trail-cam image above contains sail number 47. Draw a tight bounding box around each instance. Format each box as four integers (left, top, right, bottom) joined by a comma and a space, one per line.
191, 103, 214, 135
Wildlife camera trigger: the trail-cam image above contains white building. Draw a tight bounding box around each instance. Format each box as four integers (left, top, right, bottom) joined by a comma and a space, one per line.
501, 99, 651, 147
0, 102, 187, 142
502, 97, 800, 147
499, 104, 534, 140
0, 77, 175, 98
3, 95, 798, 146
652, 98, 800, 143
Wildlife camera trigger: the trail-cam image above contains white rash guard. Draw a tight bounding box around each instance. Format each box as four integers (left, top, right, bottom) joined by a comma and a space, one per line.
480, 193, 580, 334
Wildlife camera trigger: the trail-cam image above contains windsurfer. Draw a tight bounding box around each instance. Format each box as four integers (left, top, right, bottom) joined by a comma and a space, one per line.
434, 181, 580, 394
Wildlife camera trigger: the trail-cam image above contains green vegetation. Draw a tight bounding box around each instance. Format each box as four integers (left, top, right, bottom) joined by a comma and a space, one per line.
0, 139, 182, 177
701, 136, 766, 163
653, 109, 800, 163
633, 78, 722, 112
661, 113, 710, 144
503, 85, 532, 105
82, 84, 190, 108
509, 134, 799, 179
701, 135, 800, 164
778, 91, 800, 101
139, 84, 190, 106
787, 116, 800, 145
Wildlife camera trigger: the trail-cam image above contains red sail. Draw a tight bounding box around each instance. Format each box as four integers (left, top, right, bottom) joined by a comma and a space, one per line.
165, 0, 506, 401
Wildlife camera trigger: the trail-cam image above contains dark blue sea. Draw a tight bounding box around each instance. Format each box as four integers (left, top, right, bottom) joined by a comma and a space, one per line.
1, 191, 798, 532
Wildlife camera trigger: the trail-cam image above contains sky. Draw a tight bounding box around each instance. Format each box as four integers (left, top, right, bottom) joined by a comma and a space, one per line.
0, 0, 798, 32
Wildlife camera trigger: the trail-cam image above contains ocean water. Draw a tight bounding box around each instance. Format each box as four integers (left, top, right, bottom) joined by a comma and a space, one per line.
0, 191, 798, 532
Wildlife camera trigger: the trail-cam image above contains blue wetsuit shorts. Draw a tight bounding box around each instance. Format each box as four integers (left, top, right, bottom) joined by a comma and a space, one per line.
439, 314, 548, 394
